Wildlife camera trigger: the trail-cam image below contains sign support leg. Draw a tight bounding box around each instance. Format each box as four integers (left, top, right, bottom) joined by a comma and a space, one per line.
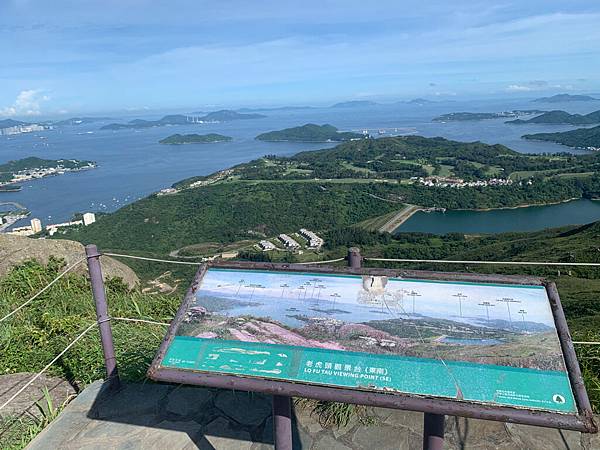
86, 244, 120, 390
272, 395, 292, 450
423, 412, 445, 450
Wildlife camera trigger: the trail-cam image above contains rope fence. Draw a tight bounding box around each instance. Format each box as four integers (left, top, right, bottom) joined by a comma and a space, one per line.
1, 249, 599, 416
103, 252, 203, 265
0, 322, 97, 412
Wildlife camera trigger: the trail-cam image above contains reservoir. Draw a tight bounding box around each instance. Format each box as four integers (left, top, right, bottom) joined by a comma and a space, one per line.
397, 199, 600, 234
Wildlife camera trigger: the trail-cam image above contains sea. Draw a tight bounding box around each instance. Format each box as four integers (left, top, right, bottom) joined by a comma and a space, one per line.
1, 98, 600, 233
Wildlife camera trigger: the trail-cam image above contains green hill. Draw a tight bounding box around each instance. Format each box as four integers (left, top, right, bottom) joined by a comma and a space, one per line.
256, 124, 364, 142
523, 125, 600, 149
159, 133, 232, 144
61, 135, 600, 258
507, 109, 600, 125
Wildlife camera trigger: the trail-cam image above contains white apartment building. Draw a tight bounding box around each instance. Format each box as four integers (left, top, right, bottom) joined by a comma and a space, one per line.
278, 234, 300, 249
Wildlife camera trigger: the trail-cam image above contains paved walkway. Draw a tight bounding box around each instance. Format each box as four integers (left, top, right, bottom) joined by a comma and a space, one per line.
26, 380, 598, 449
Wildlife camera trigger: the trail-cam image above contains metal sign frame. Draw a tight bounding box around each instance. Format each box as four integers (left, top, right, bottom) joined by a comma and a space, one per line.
147, 260, 597, 433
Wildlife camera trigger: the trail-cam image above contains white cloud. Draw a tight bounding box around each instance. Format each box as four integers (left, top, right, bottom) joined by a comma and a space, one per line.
0, 90, 50, 117
505, 84, 534, 92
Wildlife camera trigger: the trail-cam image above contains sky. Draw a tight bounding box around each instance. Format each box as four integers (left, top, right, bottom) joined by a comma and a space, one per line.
198, 269, 555, 327
1, 0, 600, 117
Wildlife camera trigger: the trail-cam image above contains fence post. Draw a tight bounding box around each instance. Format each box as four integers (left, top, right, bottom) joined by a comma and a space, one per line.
272, 395, 293, 450
423, 413, 445, 450
347, 247, 362, 269
85, 244, 120, 389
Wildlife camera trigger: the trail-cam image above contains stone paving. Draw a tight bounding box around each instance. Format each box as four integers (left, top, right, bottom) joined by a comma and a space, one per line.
26, 380, 599, 449
0, 373, 76, 421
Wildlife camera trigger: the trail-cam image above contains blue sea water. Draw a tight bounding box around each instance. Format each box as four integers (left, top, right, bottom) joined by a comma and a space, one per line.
1, 99, 599, 230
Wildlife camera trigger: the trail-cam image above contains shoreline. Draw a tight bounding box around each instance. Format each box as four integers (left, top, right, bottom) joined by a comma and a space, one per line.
393, 197, 599, 233
455, 197, 582, 212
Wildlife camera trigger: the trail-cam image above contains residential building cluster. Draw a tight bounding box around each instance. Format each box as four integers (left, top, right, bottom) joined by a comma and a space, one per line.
278, 234, 300, 249
0, 124, 50, 136
413, 176, 513, 188
299, 228, 324, 249
8, 212, 96, 237
257, 229, 324, 252
0, 161, 97, 187
258, 240, 277, 251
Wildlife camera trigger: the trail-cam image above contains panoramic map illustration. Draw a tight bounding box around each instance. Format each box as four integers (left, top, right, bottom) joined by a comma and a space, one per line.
160, 268, 576, 413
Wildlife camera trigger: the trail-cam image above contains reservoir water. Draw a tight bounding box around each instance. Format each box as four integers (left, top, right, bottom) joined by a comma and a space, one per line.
1, 98, 599, 231
398, 199, 600, 234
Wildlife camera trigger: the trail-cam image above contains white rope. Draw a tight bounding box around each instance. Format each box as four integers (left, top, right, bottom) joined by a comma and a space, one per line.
112, 317, 170, 327
364, 257, 600, 267
296, 257, 346, 265
573, 341, 600, 345
0, 322, 97, 412
103, 253, 202, 266
0, 258, 85, 323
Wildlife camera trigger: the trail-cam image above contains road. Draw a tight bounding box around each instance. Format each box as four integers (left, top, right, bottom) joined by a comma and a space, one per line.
379, 204, 422, 233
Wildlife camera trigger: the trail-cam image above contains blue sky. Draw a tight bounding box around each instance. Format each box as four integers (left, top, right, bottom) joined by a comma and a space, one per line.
1, 0, 599, 116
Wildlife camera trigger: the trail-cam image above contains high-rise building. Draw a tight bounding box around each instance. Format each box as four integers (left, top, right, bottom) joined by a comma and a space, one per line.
30, 218, 42, 233
83, 212, 96, 226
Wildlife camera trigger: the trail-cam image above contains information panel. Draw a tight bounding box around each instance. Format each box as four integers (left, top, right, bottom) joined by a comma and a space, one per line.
155, 268, 577, 413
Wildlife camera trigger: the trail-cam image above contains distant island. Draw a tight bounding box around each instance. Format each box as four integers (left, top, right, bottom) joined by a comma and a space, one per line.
159, 133, 233, 145
433, 110, 544, 122
198, 110, 266, 121
255, 124, 365, 142
331, 100, 377, 108
101, 110, 266, 130
237, 106, 315, 112
523, 125, 600, 150
532, 94, 599, 103
52, 117, 112, 126
404, 98, 435, 105
506, 110, 600, 125
0, 157, 96, 187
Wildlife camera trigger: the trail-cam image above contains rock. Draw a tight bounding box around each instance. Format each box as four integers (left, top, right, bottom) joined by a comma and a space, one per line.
90, 382, 172, 420
313, 434, 352, 449
351, 423, 408, 449
378, 408, 422, 432
215, 391, 272, 426
166, 386, 214, 416
445, 416, 514, 450
0, 373, 76, 420
505, 422, 582, 450
204, 417, 253, 450
0, 234, 139, 288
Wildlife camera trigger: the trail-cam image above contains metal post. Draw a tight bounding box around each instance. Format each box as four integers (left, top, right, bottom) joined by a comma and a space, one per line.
272, 395, 292, 450
423, 412, 445, 450
85, 244, 120, 389
348, 247, 362, 269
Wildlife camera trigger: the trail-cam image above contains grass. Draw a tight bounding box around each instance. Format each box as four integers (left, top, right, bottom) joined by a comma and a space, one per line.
294, 398, 376, 428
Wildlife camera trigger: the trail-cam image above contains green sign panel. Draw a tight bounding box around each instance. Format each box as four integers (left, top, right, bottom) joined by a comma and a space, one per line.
158, 268, 576, 413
